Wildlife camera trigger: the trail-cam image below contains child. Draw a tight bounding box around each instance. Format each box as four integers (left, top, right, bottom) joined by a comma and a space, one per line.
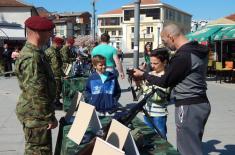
141, 47, 169, 139
84, 55, 121, 115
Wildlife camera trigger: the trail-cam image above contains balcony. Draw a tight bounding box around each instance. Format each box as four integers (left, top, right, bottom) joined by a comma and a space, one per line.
131, 33, 154, 39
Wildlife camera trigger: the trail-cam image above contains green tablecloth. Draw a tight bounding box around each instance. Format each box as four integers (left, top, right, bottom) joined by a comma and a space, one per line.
54, 116, 179, 155
62, 77, 88, 111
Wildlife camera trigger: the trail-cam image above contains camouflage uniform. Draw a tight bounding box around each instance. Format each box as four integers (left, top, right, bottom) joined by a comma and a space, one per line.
60, 45, 76, 68
15, 42, 56, 155
60, 45, 70, 64
45, 45, 64, 101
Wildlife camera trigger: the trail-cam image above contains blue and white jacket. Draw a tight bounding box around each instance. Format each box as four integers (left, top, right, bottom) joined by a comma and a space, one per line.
84, 71, 121, 112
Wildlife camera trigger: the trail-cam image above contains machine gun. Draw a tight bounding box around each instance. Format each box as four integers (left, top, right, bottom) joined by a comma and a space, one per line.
78, 87, 167, 155
116, 87, 167, 140
126, 68, 143, 101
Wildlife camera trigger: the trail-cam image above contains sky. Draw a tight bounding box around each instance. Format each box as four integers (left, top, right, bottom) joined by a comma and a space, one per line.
24, 0, 235, 20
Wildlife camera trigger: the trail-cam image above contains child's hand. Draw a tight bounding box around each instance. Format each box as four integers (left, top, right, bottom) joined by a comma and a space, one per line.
139, 62, 147, 70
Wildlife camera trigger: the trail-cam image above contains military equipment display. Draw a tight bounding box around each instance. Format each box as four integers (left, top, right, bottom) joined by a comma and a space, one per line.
117, 87, 167, 139
57, 63, 178, 154
55, 115, 179, 155
62, 77, 88, 111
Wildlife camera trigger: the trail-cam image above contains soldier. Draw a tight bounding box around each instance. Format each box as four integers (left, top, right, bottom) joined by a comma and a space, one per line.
60, 37, 76, 68
15, 16, 58, 155
45, 37, 64, 107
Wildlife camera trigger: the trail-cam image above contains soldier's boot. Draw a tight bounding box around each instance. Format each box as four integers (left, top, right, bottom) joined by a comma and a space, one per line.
53, 99, 63, 110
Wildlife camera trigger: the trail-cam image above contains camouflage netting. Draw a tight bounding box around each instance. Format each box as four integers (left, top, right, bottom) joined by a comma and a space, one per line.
62, 77, 88, 111
54, 117, 179, 155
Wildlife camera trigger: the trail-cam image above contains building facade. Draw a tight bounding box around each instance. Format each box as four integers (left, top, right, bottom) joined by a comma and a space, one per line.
97, 8, 123, 49
0, 0, 38, 46
97, 0, 191, 53
53, 12, 91, 38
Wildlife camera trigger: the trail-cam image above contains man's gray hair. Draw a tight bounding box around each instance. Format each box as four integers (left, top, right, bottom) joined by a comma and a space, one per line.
162, 23, 185, 36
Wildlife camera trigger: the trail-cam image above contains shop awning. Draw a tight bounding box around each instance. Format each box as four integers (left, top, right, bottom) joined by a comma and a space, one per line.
187, 25, 223, 42
213, 25, 235, 41
0, 27, 26, 40
222, 28, 235, 40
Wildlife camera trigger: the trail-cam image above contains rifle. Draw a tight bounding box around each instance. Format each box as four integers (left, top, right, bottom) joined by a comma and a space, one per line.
78, 87, 167, 155
126, 68, 142, 101
116, 87, 166, 140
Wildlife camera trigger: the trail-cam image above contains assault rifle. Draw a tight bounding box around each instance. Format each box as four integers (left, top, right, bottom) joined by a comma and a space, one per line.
78, 87, 167, 155
126, 68, 143, 101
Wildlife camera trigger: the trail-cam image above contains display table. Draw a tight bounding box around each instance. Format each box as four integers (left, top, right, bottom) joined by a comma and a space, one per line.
54, 116, 179, 155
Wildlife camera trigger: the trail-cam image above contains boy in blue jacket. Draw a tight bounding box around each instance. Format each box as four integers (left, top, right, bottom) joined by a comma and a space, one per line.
84, 55, 121, 115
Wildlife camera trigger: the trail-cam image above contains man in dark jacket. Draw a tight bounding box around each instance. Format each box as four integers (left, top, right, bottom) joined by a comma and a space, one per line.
2, 43, 12, 76
133, 23, 211, 155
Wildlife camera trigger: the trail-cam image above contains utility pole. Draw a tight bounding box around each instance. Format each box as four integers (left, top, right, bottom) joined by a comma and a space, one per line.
92, 0, 96, 41
133, 0, 141, 68
157, 27, 160, 47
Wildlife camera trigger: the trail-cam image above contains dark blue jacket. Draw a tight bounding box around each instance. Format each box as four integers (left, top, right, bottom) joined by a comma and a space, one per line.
84, 71, 121, 112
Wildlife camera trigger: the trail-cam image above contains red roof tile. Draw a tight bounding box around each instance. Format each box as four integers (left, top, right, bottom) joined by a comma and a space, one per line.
0, 0, 32, 7
103, 8, 122, 15
225, 13, 235, 21
141, 0, 160, 5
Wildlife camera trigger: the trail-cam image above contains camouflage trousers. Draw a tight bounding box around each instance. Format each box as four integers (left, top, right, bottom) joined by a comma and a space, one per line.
55, 79, 62, 100
23, 124, 52, 155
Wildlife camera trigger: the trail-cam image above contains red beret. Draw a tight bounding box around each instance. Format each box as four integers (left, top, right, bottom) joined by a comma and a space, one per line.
53, 37, 64, 45
25, 16, 55, 31
66, 37, 75, 44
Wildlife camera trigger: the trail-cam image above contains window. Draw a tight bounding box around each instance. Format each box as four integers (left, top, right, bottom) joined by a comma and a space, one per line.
165, 8, 169, 20
118, 30, 122, 35
124, 10, 134, 21
112, 31, 116, 36
177, 12, 182, 22
146, 27, 153, 34
183, 15, 191, 25
116, 42, 120, 48
131, 27, 134, 33
60, 30, 64, 36
131, 42, 134, 49
124, 8, 160, 21
140, 8, 160, 19
99, 17, 120, 26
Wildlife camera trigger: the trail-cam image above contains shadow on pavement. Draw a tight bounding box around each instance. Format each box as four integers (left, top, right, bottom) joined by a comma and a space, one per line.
203, 140, 235, 155
121, 87, 131, 93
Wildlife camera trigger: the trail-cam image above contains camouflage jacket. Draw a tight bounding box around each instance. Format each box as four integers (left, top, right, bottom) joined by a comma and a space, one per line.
60, 45, 76, 64
15, 42, 56, 127
45, 45, 64, 78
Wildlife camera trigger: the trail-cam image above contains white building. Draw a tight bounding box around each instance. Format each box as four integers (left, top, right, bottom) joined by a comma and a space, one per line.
0, 0, 38, 46
97, 8, 123, 49
97, 0, 192, 54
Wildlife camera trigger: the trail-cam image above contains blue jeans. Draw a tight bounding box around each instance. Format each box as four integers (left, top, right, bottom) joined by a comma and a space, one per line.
143, 115, 167, 139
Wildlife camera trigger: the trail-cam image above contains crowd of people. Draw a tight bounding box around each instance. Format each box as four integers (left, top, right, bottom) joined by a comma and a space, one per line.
2, 15, 211, 155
